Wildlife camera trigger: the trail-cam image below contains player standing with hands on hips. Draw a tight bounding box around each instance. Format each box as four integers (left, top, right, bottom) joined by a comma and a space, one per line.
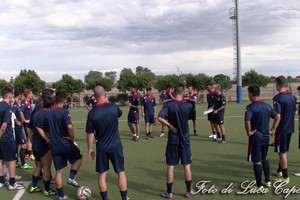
86, 86, 129, 200
158, 83, 194, 199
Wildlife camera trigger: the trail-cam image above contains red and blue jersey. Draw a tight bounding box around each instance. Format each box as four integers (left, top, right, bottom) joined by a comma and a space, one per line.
141, 95, 156, 115
185, 92, 197, 109
245, 100, 277, 136
207, 91, 216, 108
12, 100, 22, 122
86, 95, 97, 108
158, 100, 193, 148
0, 101, 13, 142
161, 91, 174, 102
273, 90, 297, 134
38, 107, 73, 154
31, 101, 43, 118
86, 102, 123, 153
20, 99, 32, 120
129, 93, 140, 113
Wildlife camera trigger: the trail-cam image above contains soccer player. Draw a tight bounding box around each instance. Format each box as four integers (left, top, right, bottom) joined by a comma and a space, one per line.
86, 86, 129, 200
31, 88, 55, 116
212, 85, 227, 143
158, 83, 194, 199
85, 95, 97, 111
38, 91, 83, 200
296, 86, 300, 176
272, 76, 297, 183
185, 86, 198, 136
0, 87, 25, 190
207, 83, 217, 139
245, 86, 280, 189
30, 97, 57, 196
20, 89, 34, 160
159, 84, 175, 137
12, 89, 33, 169
141, 87, 157, 139
125, 87, 140, 141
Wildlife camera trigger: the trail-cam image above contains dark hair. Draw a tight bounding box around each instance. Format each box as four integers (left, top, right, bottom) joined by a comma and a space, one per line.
297, 85, 300, 91
2, 87, 13, 98
206, 83, 213, 87
174, 83, 185, 95
14, 89, 23, 97
43, 97, 55, 109
248, 85, 260, 97
146, 87, 152, 91
165, 83, 172, 89
42, 89, 54, 100
275, 76, 287, 88
55, 90, 68, 104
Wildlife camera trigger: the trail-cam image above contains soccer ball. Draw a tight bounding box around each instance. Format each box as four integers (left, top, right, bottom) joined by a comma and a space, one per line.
77, 186, 92, 200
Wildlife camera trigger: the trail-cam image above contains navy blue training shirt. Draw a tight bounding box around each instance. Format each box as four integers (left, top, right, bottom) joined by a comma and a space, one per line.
213, 93, 226, 113
273, 90, 297, 134
86, 102, 123, 153
141, 95, 156, 115
12, 100, 22, 122
128, 93, 140, 113
86, 95, 97, 108
207, 90, 216, 108
158, 100, 193, 148
20, 99, 32, 120
31, 101, 43, 118
38, 107, 73, 154
0, 101, 13, 142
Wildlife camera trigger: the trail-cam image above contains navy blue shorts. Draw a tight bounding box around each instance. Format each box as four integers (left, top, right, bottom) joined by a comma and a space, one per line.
0, 141, 17, 161
189, 110, 196, 121
144, 114, 155, 124
52, 144, 82, 170
165, 143, 192, 166
128, 111, 139, 124
247, 133, 269, 163
33, 146, 50, 162
212, 113, 224, 124
15, 126, 26, 145
96, 149, 125, 174
274, 133, 292, 153
207, 113, 213, 121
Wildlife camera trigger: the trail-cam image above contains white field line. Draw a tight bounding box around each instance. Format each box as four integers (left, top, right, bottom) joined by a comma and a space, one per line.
13, 181, 31, 200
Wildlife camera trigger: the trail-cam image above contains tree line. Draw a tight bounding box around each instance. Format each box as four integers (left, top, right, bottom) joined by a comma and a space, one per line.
0, 67, 291, 103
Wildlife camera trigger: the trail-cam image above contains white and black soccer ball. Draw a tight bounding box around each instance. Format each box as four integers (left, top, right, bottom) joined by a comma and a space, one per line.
77, 186, 92, 200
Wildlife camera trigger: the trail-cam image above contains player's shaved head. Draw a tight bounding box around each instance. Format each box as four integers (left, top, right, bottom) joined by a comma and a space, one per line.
174, 83, 185, 95
94, 86, 106, 98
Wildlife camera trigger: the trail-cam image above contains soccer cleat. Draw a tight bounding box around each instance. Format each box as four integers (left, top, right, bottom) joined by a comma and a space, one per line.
272, 170, 283, 177
58, 194, 68, 200
21, 163, 34, 169
67, 178, 80, 187
149, 134, 154, 138
294, 172, 300, 177
218, 140, 226, 144
186, 192, 194, 198
213, 135, 217, 140
208, 134, 214, 138
8, 183, 26, 190
274, 177, 290, 183
44, 189, 57, 196
160, 133, 165, 137
0, 182, 7, 188
145, 134, 150, 140
16, 162, 22, 168
264, 181, 272, 188
123, 196, 130, 200
135, 136, 140, 141
28, 155, 35, 161
160, 192, 173, 199
132, 135, 136, 141
215, 137, 222, 142
30, 185, 43, 193
50, 177, 56, 184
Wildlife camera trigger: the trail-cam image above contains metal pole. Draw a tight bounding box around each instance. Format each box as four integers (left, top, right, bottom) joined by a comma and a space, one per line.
235, 0, 242, 103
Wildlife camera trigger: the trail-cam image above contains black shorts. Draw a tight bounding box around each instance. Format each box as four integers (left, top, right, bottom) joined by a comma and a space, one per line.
165, 143, 192, 166
96, 149, 125, 174
33, 146, 50, 162
248, 142, 269, 163
144, 113, 155, 124
128, 111, 139, 124
212, 113, 224, 124
274, 133, 292, 153
0, 141, 17, 161
52, 144, 82, 170
207, 113, 213, 121
189, 110, 196, 121
15, 126, 26, 145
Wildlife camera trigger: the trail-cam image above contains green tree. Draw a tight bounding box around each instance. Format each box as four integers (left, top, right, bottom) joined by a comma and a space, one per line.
86, 77, 114, 91
84, 70, 103, 83
0, 79, 11, 92
186, 73, 212, 93
214, 74, 232, 92
135, 66, 156, 91
14, 69, 46, 95
242, 69, 271, 88
104, 71, 117, 83
154, 74, 181, 92
117, 68, 138, 92
52, 74, 85, 107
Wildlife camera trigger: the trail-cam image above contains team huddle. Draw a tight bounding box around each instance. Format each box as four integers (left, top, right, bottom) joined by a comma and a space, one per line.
0, 75, 299, 200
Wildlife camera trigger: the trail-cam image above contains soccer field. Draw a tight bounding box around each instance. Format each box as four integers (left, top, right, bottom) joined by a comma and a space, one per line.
2, 102, 300, 200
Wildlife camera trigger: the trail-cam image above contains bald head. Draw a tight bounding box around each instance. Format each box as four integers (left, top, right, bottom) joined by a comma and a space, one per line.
94, 86, 106, 98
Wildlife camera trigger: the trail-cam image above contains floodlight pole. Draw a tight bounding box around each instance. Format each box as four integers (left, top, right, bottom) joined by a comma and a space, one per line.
235, 0, 242, 103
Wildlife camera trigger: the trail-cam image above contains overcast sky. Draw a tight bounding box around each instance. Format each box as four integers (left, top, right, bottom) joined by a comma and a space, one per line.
0, 0, 299, 82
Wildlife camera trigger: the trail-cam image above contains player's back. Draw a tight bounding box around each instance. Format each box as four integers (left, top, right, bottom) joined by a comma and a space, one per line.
0, 101, 13, 142
87, 103, 123, 152
31, 109, 49, 151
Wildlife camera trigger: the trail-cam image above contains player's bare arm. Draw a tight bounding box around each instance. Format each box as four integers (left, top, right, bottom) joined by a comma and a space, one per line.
36, 127, 50, 144
157, 116, 178, 133
245, 121, 256, 136
213, 105, 225, 114
0, 123, 8, 139
20, 111, 30, 123
87, 133, 95, 160
66, 124, 75, 141
270, 113, 280, 137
